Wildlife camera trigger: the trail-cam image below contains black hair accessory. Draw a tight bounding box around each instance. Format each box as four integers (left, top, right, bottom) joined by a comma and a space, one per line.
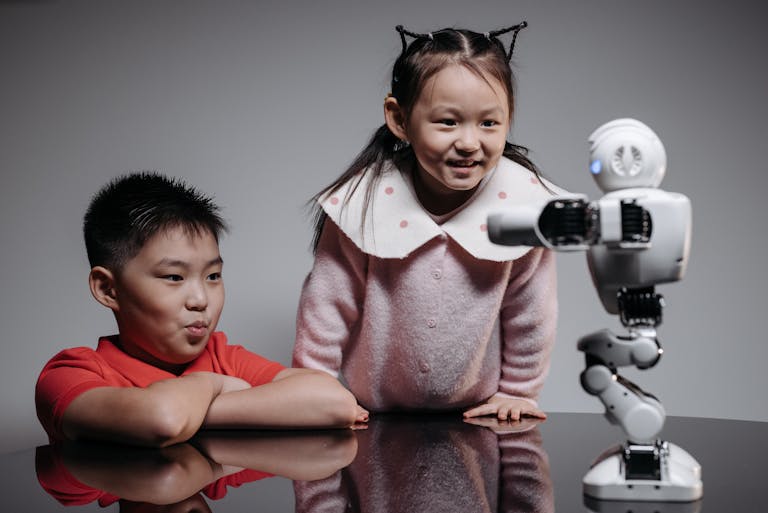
395, 22, 528, 62
487, 21, 528, 62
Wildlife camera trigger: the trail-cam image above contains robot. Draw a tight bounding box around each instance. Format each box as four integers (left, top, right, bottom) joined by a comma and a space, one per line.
487, 119, 703, 503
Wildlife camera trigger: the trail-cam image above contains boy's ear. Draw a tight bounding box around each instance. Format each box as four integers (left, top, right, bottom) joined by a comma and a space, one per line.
89, 266, 119, 311
384, 96, 408, 142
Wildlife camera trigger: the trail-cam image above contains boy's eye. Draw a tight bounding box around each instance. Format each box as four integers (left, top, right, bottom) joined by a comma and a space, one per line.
481, 120, 498, 127
207, 272, 222, 281
439, 119, 457, 126
163, 275, 184, 282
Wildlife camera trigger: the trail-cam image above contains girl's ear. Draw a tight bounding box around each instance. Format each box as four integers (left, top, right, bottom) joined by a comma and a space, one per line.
89, 266, 119, 311
384, 96, 408, 142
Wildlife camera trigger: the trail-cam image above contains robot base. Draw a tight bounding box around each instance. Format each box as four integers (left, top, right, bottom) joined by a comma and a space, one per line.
584, 495, 702, 513
583, 441, 702, 502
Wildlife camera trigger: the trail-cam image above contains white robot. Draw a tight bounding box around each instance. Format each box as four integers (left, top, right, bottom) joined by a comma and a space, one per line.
487, 119, 703, 503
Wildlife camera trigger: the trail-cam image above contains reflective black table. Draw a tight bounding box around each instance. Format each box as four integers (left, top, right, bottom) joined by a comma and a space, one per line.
1, 412, 764, 512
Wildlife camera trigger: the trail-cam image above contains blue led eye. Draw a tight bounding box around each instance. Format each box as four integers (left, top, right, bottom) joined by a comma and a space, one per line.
590, 159, 602, 175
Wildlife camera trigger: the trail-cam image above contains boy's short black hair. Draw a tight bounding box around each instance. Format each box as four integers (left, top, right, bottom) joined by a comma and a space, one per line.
83, 172, 228, 270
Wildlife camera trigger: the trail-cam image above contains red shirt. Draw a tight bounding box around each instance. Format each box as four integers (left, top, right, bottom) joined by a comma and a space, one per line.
35, 332, 285, 441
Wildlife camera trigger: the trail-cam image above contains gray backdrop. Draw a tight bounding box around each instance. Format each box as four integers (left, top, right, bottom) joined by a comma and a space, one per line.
2, 0, 766, 454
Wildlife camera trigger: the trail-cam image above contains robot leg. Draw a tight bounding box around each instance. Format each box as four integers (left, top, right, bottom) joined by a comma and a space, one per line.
578, 330, 702, 501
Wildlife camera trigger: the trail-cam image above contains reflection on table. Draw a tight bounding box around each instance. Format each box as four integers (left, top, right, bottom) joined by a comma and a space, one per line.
295, 414, 553, 513
24, 412, 765, 512
36, 430, 357, 511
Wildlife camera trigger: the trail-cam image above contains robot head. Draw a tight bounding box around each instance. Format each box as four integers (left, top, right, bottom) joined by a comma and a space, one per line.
588, 118, 667, 192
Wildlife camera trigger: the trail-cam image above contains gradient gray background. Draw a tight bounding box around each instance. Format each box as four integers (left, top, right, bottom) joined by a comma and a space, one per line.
2, 0, 766, 454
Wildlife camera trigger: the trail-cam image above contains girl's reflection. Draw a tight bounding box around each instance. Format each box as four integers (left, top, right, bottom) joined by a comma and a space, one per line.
36, 430, 357, 512
295, 415, 554, 513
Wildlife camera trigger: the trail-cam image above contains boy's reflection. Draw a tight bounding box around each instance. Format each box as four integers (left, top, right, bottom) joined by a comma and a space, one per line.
294, 415, 554, 513
36, 430, 357, 512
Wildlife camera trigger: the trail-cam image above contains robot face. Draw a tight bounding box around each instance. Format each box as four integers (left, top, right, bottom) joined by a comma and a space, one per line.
588, 119, 667, 192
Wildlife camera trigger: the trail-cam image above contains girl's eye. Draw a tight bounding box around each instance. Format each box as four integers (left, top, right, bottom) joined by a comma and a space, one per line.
163, 275, 183, 282
439, 119, 457, 126
207, 272, 222, 281
481, 120, 498, 127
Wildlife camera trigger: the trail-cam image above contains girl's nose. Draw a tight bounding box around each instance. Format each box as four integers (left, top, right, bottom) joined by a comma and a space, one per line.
455, 127, 480, 153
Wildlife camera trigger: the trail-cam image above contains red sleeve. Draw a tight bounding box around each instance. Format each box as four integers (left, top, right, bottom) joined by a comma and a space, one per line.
207, 333, 285, 386
35, 348, 112, 442
35, 445, 118, 507
202, 469, 273, 500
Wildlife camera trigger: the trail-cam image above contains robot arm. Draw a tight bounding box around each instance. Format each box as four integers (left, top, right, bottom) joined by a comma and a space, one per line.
487, 193, 654, 252
487, 195, 594, 250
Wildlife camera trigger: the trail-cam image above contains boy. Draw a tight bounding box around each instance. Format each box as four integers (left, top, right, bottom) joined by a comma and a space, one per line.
36, 172, 367, 447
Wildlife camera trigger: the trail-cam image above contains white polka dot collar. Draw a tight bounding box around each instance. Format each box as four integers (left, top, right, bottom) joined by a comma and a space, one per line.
319, 157, 561, 262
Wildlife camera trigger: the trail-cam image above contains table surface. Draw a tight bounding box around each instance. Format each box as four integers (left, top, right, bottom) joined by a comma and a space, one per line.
1, 412, 764, 512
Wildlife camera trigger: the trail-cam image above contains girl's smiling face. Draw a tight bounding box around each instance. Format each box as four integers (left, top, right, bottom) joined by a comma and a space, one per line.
387, 63, 510, 213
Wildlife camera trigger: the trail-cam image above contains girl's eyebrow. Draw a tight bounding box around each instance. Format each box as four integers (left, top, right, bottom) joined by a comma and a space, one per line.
480, 107, 507, 117
156, 256, 224, 268
428, 104, 507, 116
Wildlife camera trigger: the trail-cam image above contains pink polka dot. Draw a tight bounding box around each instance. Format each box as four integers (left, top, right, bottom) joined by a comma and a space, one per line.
480, 224, 487, 232
400, 220, 409, 228
530, 177, 539, 185
385, 186, 394, 195
330, 197, 339, 205
498, 191, 508, 199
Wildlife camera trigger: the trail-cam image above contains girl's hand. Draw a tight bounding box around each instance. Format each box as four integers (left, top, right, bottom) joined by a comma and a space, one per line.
463, 415, 544, 434
462, 395, 547, 421
352, 404, 369, 430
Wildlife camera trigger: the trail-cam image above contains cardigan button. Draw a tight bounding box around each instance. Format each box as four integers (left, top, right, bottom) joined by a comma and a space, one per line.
426, 319, 437, 328
431, 270, 442, 280
419, 362, 430, 373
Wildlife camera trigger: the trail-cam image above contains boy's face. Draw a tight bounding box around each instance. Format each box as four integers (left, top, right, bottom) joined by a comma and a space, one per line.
110, 225, 224, 373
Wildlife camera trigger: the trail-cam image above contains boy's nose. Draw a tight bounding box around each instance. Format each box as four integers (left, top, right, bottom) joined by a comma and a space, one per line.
185, 283, 208, 311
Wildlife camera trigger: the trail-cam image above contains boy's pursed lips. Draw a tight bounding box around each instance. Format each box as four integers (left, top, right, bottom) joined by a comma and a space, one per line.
185, 320, 210, 338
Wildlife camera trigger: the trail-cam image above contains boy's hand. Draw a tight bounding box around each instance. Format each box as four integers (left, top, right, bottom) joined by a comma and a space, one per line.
187, 372, 251, 395
462, 394, 547, 421
217, 374, 251, 394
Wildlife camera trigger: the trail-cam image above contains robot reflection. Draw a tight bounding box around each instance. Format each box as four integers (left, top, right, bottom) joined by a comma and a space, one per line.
487, 119, 703, 503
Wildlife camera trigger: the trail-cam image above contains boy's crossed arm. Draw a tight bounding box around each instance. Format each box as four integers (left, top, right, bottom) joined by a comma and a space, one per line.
203, 368, 367, 430
63, 369, 366, 447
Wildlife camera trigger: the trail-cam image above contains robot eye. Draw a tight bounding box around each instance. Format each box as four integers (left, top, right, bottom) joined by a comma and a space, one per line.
611, 145, 644, 177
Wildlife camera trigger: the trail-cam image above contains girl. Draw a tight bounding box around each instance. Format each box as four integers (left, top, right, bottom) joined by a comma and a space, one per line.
293, 23, 560, 421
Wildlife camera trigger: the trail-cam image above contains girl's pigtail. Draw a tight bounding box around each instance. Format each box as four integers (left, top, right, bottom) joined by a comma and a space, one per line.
396, 24, 434, 51
487, 21, 528, 62
309, 124, 404, 253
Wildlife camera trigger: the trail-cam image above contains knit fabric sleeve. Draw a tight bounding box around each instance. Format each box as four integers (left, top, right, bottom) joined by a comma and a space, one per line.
292, 219, 368, 378
498, 427, 554, 513
497, 247, 558, 404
